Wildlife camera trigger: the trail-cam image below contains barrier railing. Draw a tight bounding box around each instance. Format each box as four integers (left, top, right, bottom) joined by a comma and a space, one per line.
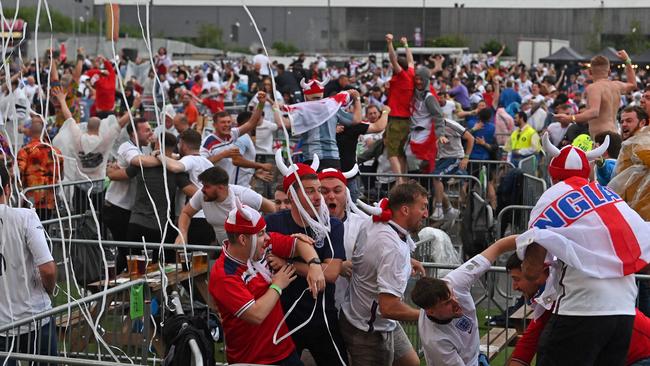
19, 178, 106, 221
467, 159, 515, 185
522, 173, 547, 206
517, 154, 538, 176
496, 205, 534, 239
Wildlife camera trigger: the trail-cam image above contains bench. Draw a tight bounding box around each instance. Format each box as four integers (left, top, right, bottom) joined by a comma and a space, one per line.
479, 327, 518, 361
509, 305, 534, 332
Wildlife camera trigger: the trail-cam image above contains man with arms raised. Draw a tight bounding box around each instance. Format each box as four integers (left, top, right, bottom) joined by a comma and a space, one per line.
410, 235, 517, 365
340, 182, 428, 366
554, 50, 636, 138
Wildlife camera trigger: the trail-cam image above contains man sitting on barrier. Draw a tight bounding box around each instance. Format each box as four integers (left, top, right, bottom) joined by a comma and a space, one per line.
209, 199, 325, 366
504, 254, 650, 366
513, 133, 650, 366
410, 235, 517, 366
0, 165, 58, 364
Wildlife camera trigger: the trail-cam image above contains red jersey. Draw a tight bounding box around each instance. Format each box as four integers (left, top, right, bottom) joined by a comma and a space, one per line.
209, 232, 297, 364
386, 66, 415, 118
511, 307, 650, 366
202, 97, 225, 114
86, 60, 116, 112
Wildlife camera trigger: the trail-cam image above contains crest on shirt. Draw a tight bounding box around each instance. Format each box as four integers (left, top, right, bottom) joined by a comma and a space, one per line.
314, 237, 324, 249
455, 315, 473, 333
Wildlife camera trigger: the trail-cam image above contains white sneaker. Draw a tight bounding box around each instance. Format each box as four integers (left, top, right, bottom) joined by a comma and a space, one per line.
444, 207, 460, 222
430, 204, 444, 220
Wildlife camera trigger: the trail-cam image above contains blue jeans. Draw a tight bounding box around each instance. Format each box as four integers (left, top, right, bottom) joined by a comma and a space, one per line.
347, 176, 361, 203
631, 358, 650, 366
0, 317, 58, 366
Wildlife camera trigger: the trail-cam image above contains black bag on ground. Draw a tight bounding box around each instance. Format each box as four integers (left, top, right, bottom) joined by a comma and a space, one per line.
162, 314, 216, 366
70, 215, 114, 284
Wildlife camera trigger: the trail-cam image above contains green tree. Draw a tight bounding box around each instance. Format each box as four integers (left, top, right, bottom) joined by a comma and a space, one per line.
623, 20, 649, 55
480, 39, 509, 56
195, 24, 224, 50
426, 35, 469, 48
272, 41, 299, 56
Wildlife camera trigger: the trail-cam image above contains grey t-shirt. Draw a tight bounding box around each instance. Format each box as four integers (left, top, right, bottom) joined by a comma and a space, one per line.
126, 165, 192, 230
437, 119, 467, 159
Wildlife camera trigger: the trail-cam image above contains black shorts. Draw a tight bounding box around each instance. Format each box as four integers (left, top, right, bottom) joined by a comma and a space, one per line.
537, 313, 634, 366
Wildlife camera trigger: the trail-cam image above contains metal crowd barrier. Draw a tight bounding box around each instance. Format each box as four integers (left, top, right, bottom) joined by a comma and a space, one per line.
517, 154, 538, 176
19, 178, 106, 222
522, 173, 547, 206
467, 159, 515, 185
496, 205, 534, 239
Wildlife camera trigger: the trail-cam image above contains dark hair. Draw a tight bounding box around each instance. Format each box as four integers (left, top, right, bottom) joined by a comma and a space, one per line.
370, 86, 382, 93
161, 132, 177, 150
478, 108, 492, 123
366, 104, 381, 114
516, 111, 528, 122
179, 129, 202, 150
622, 105, 649, 125
411, 277, 451, 309
198, 166, 229, 186
397, 56, 408, 71
207, 73, 214, 82
0, 164, 9, 197
291, 173, 319, 192
126, 118, 148, 136
388, 181, 428, 212
213, 110, 230, 122
505, 253, 522, 272
237, 111, 252, 125
594, 131, 622, 159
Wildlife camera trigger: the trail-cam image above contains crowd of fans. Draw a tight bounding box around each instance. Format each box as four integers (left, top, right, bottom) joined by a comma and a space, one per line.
1, 31, 650, 366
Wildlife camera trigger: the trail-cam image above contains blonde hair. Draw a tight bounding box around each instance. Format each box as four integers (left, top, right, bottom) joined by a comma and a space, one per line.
590, 55, 610, 74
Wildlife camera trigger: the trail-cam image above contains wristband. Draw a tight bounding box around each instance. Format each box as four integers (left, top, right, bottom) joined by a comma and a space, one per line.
269, 284, 282, 296
625, 58, 632, 65
381, 110, 389, 114
257, 103, 264, 111
463, 154, 470, 159
308, 257, 322, 266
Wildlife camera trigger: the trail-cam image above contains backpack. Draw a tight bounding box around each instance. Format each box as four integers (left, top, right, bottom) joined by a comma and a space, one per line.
70, 215, 114, 284
495, 168, 525, 237
460, 190, 495, 259
162, 314, 216, 366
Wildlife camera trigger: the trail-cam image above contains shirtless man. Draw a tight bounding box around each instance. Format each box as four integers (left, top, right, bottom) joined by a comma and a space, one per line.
554, 50, 637, 138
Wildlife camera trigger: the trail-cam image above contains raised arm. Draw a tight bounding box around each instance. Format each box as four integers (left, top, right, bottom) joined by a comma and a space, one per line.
52, 87, 73, 121
386, 33, 402, 74
237, 91, 267, 136
367, 106, 390, 133
348, 89, 363, 123
73, 48, 85, 83
481, 235, 517, 263
117, 95, 142, 128
616, 50, 638, 93
400, 37, 414, 68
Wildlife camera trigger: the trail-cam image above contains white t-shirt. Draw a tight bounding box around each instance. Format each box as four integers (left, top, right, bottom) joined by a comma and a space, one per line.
418, 254, 491, 366
517, 79, 533, 99
441, 100, 457, 120
522, 94, 545, 105
554, 263, 637, 316
0, 205, 53, 335
232, 134, 256, 187
546, 122, 569, 146
153, 124, 178, 138
255, 119, 278, 155
341, 221, 412, 333
188, 185, 262, 246
175, 154, 213, 218
253, 53, 271, 76
200, 128, 241, 181
105, 140, 142, 210
53, 116, 122, 185
334, 213, 370, 310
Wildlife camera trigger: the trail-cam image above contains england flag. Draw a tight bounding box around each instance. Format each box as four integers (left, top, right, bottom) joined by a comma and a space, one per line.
282, 92, 350, 135
516, 176, 650, 278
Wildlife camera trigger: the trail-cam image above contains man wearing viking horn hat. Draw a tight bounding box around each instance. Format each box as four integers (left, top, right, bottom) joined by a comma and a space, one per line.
514, 133, 650, 366
265, 150, 348, 365
209, 199, 324, 365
